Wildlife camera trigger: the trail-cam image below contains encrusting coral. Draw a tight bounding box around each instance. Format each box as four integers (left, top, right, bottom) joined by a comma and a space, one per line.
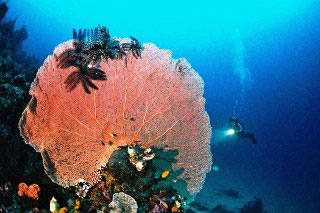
19, 29, 212, 195
17, 182, 41, 201
109, 192, 138, 213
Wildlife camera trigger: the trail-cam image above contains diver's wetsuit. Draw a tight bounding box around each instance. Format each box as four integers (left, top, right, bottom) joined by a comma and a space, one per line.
229, 117, 258, 144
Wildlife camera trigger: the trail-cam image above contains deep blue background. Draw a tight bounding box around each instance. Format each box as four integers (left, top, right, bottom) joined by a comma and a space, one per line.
5, 0, 320, 211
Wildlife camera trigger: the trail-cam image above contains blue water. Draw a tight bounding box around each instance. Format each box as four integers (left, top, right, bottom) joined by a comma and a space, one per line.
6, 0, 320, 212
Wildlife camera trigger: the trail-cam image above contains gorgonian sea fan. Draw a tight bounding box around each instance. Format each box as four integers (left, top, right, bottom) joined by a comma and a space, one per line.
19, 39, 212, 194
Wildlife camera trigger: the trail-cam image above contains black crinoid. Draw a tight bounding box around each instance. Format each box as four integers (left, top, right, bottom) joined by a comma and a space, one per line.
57, 29, 87, 69
121, 36, 143, 59
85, 27, 127, 63
58, 28, 107, 94
57, 25, 143, 94
64, 59, 106, 94
129, 36, 143, 59
84, 26, 111, 65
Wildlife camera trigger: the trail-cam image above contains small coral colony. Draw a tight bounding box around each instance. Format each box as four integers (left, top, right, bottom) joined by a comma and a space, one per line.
57, 26, 143, 94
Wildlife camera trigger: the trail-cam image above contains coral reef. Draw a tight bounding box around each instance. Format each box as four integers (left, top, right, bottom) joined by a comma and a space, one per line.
0, 146, 188, 212
0, 2, 267, 212
0, 1, 39, 185
0, 3, 206, 210
0, 2, 69, 212
80, 146, 187, 212
109, 192, 138, 213
19, 34, 212, 194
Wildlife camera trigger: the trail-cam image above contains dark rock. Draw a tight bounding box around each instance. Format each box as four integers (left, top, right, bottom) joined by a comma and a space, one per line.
12, 74, 26, 88
0, 2, 8, 21
240, 197, 265, 213
210, 204, 234, 213
185, 209, 197, 213
189, 201, 210, 212
0, 2, 58, 212
0, 123, 11, 139
222, 189, 240, 199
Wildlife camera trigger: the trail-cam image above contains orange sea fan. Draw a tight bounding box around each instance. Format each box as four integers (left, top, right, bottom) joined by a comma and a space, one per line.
19, 39, 212, 194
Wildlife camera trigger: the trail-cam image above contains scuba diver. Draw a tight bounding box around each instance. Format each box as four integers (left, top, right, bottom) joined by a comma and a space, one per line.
228, 117, 258, 144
